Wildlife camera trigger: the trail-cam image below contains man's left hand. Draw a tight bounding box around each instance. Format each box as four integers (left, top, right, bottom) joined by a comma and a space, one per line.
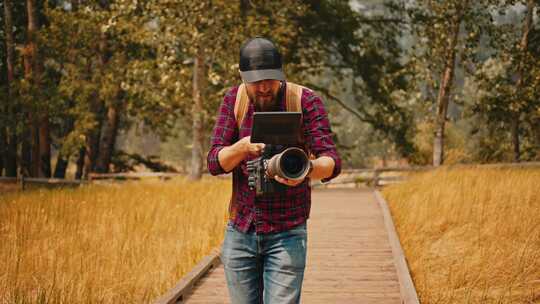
274, 175, 304, 187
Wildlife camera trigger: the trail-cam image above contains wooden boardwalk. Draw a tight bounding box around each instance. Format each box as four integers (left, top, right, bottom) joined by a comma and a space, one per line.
183, 188, 403, 303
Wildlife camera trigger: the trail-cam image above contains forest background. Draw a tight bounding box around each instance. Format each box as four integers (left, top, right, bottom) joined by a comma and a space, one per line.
0, 0, 539, 180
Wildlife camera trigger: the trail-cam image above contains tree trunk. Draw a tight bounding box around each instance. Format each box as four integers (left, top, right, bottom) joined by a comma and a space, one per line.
511, 116, 520, 162
53, 153, 69, 178
190, 48, 205, 180
21, 125, 32, 177
3, 0, 18, 177
83, 127, 101, 179
535, 117, 540, 160
82, 91, 103, 178
95, 103, 120, 173
512, 0, 535, 162
84, 21, 112, 177
26, 0, 51, 177
433, 10, 463, 167
240, 0, 249, 34
75, 147, 85, 180
39, 115, 51, 177
0, 129, 5, 176
30, 118, 40, 176
5, 136, 17, 177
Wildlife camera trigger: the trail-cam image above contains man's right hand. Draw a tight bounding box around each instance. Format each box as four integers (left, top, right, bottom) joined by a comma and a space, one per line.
237, 136, 265, 157
217, 136, 265, 173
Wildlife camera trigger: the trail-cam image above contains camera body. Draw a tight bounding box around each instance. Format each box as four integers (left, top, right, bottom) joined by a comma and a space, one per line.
246, 144, 311, 196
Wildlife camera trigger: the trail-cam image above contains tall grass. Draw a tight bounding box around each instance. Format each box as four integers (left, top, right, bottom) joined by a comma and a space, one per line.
0, 177, 230, 304
383, 167, 540, 304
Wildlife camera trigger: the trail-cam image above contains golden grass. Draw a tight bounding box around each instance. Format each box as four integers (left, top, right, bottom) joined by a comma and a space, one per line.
383, 167, 540, 304
0, 177, 230, 304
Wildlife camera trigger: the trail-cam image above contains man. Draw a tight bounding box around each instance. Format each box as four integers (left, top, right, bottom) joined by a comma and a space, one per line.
207, 37, 341, 304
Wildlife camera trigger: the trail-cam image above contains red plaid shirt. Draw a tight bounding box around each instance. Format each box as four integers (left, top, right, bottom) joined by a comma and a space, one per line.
207, 82, 341, 234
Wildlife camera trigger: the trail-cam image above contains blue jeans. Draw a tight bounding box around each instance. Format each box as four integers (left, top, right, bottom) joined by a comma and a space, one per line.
221, 222, 308, 304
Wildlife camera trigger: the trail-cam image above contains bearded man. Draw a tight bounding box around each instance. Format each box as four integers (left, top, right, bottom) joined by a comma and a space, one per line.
207, 37, 341, 304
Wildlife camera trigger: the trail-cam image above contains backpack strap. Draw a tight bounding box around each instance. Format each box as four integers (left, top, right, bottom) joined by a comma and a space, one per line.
285, 82, 305, 113
234, 84, 250, 129
287, 83, 316, 159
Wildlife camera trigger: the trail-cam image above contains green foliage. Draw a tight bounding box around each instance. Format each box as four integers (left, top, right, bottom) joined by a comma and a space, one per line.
462, 1, 540, 162
403, 0, 539, 164
1, 0, 539, 176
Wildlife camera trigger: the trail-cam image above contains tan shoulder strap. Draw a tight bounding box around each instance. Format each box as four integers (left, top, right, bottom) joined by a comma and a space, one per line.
234, 82, 309, 129
287, 82, 315, 159
234, 84, 249, 129
285, 82, 305, 112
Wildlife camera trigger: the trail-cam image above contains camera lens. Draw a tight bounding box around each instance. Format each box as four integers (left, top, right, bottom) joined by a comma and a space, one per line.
266, 147, 309, 181
281, 153, 305, 177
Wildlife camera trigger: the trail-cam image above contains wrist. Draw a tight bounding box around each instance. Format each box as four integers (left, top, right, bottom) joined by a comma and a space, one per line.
234, 140, 249, 158
307, 160, 314, 178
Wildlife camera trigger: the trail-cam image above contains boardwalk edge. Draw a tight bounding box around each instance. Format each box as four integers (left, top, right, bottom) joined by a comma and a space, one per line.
153, 248, 222, 304
374, 190, 420, 304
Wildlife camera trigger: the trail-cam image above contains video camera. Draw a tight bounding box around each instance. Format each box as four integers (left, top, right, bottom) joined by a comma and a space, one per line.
247, 112, 312, 196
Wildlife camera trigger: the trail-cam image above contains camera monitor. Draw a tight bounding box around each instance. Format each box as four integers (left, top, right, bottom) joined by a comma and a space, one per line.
251, 112, 303, 145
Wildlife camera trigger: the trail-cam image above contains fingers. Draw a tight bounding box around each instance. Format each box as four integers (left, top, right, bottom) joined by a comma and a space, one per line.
240, 136, 265, 156
247, 143, 265, 156
274, 175, 303, 187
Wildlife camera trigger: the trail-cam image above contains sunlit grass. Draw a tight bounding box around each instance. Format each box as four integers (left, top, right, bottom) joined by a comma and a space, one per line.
0, 177, 230, 303
383, 167, 540, 304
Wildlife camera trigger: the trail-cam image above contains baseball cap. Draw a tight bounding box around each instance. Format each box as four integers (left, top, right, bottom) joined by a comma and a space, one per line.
239, 37, 286, 83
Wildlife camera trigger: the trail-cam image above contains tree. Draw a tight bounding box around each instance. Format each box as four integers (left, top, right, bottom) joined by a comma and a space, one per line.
24, 0, 51, 177
432, 2, 469, 167
466, 1, 539, 162
511, 0, 537, 161
405, 0, 501, 165
2, 0, 18, 177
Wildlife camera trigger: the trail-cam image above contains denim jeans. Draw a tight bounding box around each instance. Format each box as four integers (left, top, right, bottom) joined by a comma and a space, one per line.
221, 222, 308, 304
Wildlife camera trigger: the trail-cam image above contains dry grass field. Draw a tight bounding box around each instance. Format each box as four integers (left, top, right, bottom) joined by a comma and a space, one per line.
383, 167, 540, 304
0, 177, 230, 304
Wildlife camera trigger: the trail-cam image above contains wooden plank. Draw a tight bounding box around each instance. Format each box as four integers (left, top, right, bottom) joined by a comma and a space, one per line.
302, 188, 401, 303
170, 188, 408, 303
154, 249, 221, 304
374, 190, 420, 304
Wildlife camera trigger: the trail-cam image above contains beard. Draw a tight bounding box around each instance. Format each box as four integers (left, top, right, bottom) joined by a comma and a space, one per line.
248, 91, 280, 112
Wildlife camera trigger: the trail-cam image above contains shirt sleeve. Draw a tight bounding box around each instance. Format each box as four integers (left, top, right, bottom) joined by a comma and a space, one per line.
302, 90, 342, 183
207, 87, 239, 175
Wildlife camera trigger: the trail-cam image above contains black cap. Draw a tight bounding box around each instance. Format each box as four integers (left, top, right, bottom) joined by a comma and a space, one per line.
239, 37, 286, 83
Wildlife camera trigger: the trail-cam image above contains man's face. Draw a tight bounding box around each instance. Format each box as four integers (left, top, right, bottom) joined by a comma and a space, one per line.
245, 79, 281, 112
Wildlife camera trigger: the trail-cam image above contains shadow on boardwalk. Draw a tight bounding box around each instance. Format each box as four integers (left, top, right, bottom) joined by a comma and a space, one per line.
184, 187, 402, 304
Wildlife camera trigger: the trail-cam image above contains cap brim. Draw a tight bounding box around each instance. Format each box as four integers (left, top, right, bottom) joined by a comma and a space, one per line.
240, 69, 286, 83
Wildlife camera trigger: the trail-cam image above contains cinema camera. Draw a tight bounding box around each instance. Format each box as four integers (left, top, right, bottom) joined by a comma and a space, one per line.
247, 112, 312, 196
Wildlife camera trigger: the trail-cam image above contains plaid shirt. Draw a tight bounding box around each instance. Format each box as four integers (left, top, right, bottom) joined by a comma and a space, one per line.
207, 82, 341, 234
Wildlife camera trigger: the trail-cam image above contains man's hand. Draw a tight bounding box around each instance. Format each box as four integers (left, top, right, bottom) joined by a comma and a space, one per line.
217, 136, 264, 173
238, 136, 265, 157
273, 156, 336, 186
274, 175, 305, 187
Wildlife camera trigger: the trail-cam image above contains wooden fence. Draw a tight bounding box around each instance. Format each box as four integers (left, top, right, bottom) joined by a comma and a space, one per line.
88, 172, 182, 181
0, 176, 87, 191
317, 166, 433, 188
2, 161, 539, 192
